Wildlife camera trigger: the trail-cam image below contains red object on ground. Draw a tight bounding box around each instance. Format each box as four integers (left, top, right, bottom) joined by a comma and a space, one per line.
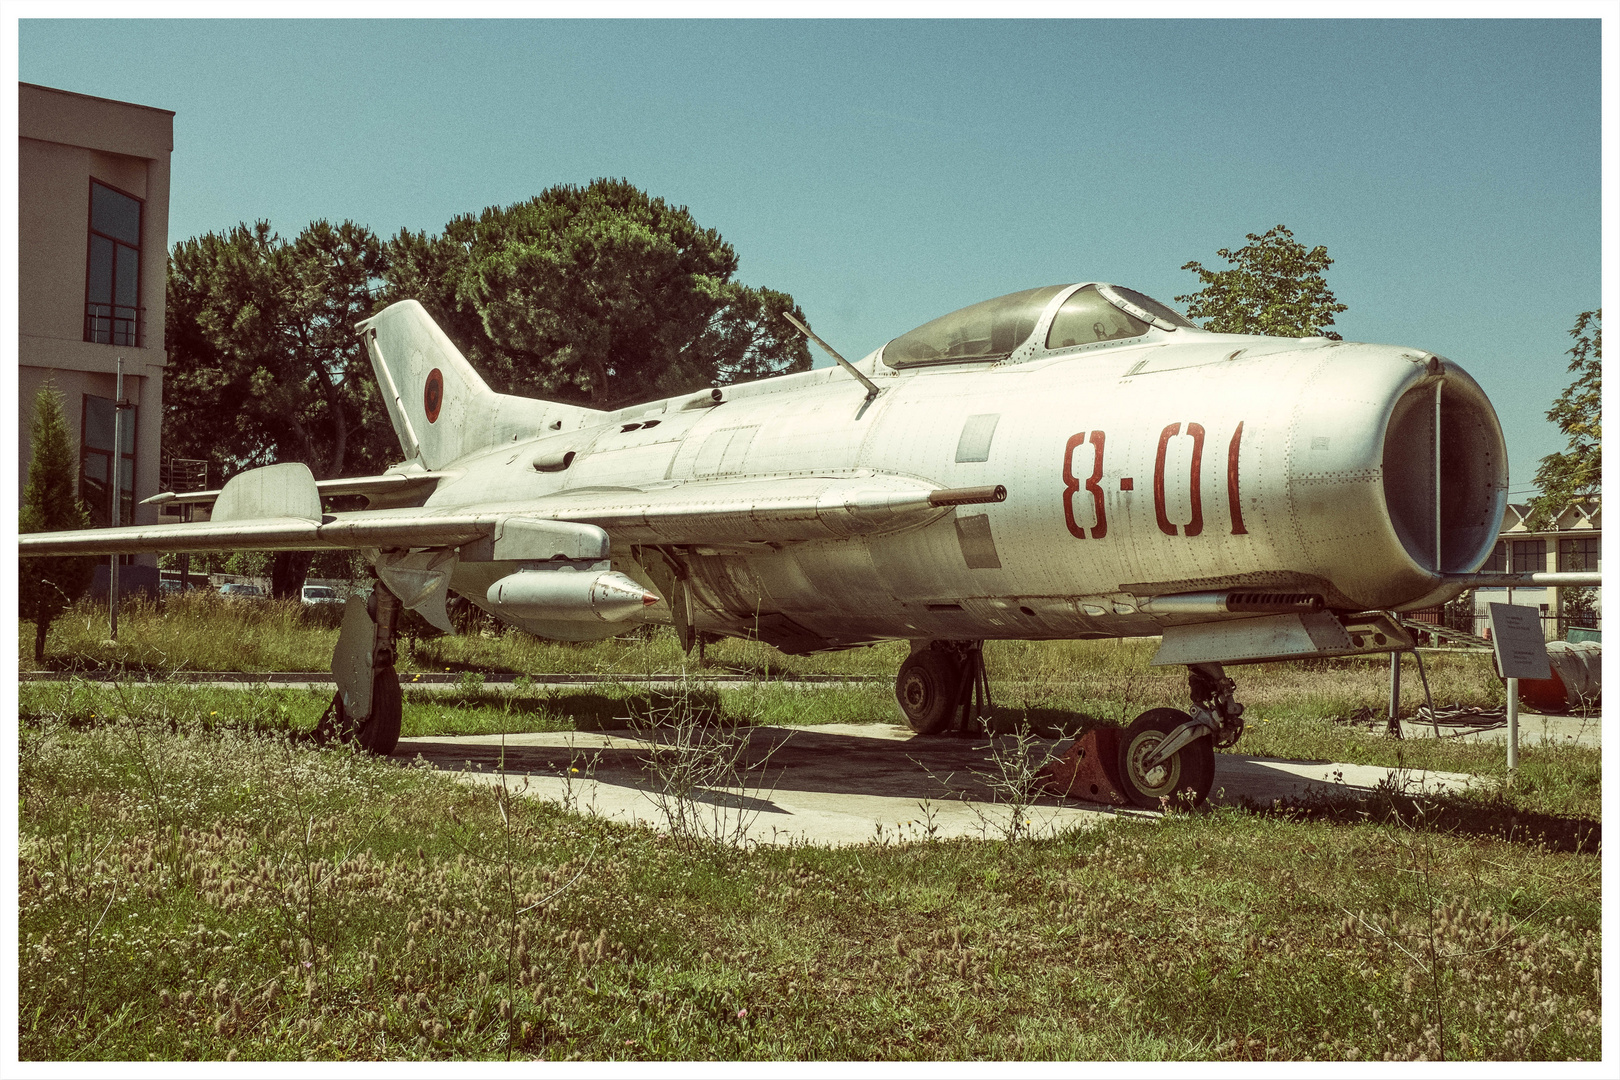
1517, 675, 1567, 712
1039, 727, 1130, 806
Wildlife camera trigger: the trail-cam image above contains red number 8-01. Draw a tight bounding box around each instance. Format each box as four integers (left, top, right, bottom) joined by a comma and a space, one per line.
1062, 431, 1106, 540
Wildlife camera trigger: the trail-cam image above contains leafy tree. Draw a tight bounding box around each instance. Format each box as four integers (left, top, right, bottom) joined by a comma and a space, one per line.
385, 178, 812, 406
164, 219, 397, 597
1528, 310, 1600, 530
19, 383, 96, 663
1559, 585, 1598, 635
1176, 225, 1348, 339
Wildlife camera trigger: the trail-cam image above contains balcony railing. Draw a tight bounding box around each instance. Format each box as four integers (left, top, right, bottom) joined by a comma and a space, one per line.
85, 303, 143, 347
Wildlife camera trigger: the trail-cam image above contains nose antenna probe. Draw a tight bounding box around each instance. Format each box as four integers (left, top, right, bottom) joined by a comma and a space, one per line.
782, 311, 881, 402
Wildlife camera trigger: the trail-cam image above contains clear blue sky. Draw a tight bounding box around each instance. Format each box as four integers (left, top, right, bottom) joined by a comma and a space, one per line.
18, 18, 1604, 494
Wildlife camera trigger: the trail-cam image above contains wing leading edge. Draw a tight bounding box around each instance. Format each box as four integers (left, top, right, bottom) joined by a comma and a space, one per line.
20, 461, 1005, 557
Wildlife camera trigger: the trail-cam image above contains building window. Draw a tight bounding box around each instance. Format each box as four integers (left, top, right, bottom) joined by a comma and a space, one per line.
1558, 536, 1600, 572
81, 394, 135, 529
1511, 538, 1546, 575
1485, 540, 1507, 573
85, 180, 143, 346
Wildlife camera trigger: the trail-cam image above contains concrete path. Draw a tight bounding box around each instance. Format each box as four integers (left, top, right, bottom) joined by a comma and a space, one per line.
1390, 712, 1602, 749
396, 722, 1487, 848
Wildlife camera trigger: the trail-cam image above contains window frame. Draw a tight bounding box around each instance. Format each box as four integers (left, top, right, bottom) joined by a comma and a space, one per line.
1510, 538, 1547, 575
1557, 535, 1600, 573
79, 393, 136, 531
83, 178, 144, 347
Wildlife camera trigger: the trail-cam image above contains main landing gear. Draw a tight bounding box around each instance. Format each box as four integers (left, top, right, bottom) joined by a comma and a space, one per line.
1043, 662, 1247, 810
895, 640, 992, 736
317, 580, 404, 756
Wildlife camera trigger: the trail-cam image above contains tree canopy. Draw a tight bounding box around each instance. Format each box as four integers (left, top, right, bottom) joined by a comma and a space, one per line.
164, 219, 396, 484
1176, 225, 1348, 339
164, 219, 398, 596
1528, 309, 1601, 529
384, 178, 812, 407
20, 383, 96, 662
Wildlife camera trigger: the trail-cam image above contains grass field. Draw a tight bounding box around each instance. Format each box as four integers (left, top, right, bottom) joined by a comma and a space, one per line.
17, 709, 1601, 1061
26, 594, 1508, 722
17, 598, 1601, 1060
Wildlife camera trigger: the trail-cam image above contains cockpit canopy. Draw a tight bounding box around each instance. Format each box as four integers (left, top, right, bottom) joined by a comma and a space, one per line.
881, 283, 1198, 368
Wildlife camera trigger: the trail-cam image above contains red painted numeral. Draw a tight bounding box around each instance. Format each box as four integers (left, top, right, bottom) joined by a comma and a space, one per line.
1227, 421, 1248, 535
1073, 420, 1246, 540
1062, 430, 1107, 539
1154, 421, 1205, 537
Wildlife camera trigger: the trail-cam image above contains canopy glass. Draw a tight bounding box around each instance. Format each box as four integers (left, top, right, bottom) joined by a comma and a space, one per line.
883, 283, 1195, 368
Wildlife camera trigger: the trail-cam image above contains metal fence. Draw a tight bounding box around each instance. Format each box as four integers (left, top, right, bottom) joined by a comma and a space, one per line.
1402, 605, 1599, 645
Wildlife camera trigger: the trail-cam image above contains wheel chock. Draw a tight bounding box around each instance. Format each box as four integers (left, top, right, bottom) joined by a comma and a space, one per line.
1039, 727, 1130, 806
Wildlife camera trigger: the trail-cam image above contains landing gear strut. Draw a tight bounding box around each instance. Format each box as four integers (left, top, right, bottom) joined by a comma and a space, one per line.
1116, 663, 1244, 808
895, 640, 992, 736
1043, 661, 1246, 809
321, 580, 404, 756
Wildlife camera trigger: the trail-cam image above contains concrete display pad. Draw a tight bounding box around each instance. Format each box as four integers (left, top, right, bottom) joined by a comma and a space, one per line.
397, 723, 1488, 848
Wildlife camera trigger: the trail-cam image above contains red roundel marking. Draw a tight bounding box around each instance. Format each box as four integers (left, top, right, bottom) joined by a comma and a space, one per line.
423, 368, 444, 423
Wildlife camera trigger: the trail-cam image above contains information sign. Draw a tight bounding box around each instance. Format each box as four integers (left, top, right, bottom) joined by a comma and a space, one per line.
1488, 603, 1551, 680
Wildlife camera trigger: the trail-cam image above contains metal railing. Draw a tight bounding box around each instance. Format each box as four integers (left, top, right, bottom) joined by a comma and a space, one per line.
1406, 609, 1600, 646
84, 303, 143, 347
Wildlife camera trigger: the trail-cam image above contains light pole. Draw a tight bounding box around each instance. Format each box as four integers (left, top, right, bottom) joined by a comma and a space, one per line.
109, 357, 133, 641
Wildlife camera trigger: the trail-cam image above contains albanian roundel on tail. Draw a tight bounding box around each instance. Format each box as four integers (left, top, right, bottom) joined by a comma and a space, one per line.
423, 368, 444, 423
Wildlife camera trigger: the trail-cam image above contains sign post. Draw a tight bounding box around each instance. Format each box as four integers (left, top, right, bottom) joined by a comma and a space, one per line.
1487, 603, 1552, 774
1387, 651, 1402, 736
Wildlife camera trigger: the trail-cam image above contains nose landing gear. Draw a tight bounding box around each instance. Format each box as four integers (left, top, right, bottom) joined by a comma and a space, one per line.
1043, 661, 1246, 809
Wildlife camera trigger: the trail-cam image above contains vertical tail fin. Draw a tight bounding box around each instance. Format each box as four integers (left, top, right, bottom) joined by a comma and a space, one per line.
358, 300, 601, 470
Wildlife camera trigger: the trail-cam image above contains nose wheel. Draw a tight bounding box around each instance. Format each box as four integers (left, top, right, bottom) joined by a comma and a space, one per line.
1117, 708, 1215, 808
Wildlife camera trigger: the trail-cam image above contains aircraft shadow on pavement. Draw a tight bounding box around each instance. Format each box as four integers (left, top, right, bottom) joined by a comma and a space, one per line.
398, 727, 1017, 804
394, 725, 1600, 852
396, 724, 1420, 808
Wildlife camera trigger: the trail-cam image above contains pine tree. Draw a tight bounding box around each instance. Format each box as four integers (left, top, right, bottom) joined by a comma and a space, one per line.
19, 383, 96, 663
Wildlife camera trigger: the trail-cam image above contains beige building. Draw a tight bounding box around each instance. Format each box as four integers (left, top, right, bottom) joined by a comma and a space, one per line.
18, 82, 173, 594
1472, 499, 1601, 638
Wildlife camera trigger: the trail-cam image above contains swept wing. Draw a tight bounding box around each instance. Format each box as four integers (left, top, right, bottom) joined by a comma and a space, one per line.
20, 461, 1004, 557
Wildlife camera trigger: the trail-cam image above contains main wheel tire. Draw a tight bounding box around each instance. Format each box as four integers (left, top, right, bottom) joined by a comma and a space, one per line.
895, 649, 964, 735
1118, 707, 1215, 809
336, 667, 403, 756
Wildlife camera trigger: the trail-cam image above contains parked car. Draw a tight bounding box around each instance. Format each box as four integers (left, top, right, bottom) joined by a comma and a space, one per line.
301, 584, 343, 605
218, 583, 264, 599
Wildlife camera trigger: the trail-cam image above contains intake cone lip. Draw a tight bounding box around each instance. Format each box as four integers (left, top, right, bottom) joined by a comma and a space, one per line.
1379, 363, 1508, 579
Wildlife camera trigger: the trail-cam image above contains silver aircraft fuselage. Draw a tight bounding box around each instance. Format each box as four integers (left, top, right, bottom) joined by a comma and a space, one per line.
430, 295, 1507, 652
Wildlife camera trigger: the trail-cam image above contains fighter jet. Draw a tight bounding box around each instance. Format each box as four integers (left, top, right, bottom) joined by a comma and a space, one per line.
22, 281, 1597, 807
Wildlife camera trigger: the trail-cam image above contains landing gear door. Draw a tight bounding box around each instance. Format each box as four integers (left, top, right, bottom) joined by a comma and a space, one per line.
332, 595, 375, 719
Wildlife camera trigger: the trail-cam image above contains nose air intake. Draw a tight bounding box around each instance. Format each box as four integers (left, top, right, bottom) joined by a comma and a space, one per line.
1380, 371, 1507, 575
